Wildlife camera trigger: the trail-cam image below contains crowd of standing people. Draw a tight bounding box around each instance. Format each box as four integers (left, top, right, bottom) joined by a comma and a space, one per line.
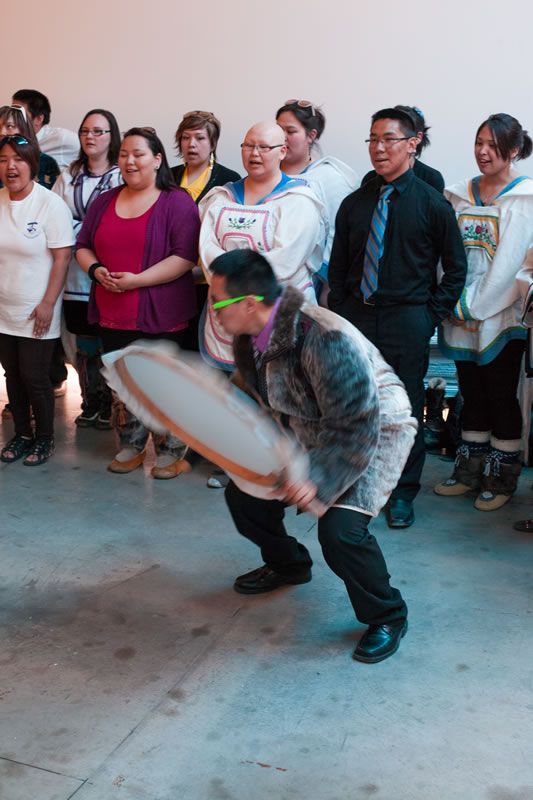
1, 89, 532, 662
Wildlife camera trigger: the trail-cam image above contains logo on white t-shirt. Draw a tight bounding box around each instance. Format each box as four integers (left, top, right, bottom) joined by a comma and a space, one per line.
24, 220, 40, 237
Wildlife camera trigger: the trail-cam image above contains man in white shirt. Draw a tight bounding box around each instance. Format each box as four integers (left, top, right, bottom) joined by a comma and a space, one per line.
12, 89, 78, 170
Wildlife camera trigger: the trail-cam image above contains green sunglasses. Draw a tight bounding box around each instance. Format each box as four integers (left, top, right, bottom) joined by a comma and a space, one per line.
211, 294, 264, 310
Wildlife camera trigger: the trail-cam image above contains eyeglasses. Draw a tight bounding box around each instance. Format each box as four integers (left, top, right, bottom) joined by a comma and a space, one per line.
284, 99, 317, 115
0, 135, 29, 148
79, 128, 111, 137
365, 136, 412, 148
240, 143, 284, 153
212, 294, 264, 310
9, 104, 27, 123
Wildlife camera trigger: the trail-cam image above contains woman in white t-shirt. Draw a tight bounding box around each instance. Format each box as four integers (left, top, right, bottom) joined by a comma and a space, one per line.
53, 108, 122, 429
0, 135, 74, 465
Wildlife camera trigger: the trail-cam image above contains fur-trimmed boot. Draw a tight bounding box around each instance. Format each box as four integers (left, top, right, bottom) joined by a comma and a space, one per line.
424, 377, 446, 450
474, 447, 522, 511
434, 440, 487, 496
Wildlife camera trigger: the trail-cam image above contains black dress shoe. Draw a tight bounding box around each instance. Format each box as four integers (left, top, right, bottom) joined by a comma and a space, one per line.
386, 498, 415, 528
233, 565, 312, 595
353, 620, 408, 663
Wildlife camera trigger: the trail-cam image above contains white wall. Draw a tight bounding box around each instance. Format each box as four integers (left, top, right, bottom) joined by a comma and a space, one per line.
3, 0, 533, 184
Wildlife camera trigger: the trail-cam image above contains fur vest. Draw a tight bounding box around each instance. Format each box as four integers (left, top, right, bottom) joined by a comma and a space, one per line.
234, 287, 417, 515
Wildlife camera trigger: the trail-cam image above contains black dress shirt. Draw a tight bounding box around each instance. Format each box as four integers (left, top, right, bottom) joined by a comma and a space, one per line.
361, 158, 445, 193
328, 169, 467, 323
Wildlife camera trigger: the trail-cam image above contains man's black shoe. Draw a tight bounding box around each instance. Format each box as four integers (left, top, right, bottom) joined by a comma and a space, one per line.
233, 565, 312, 595
386, 498, 415, 528
353, 620, 408, 663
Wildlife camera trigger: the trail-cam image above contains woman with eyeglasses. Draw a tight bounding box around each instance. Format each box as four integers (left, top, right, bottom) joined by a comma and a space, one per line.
0, 104, 60, 190
434, 113, 533, 511
0, 135, 74, 465
76, 127, 201, 478
199, 119, 324, 371
52, 109, 122, 430
275, 99, 358, 304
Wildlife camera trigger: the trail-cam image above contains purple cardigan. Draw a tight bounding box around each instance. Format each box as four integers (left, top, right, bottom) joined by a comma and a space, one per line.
76, 186, 200, 333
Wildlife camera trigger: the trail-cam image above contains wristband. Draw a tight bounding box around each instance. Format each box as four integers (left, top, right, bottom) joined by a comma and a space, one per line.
88, 262, 104, 283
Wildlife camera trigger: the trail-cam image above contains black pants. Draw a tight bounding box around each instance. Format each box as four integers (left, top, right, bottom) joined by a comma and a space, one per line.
0, 334, 56, 438
334, 298, 434, 503
225, 481, 407, 626
455, 339, 525, 440
49, 340, 68, 387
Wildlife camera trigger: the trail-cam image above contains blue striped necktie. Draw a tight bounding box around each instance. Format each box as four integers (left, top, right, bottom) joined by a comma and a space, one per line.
361, 184, 394, 300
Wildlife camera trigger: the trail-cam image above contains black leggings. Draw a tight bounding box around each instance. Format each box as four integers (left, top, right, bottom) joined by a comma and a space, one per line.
0, 334, 56, 438
455, 339, 525, 441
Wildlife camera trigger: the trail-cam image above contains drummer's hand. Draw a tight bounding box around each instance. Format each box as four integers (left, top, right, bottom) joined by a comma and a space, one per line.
272, 479, 318, 512
108, 272, 139, 292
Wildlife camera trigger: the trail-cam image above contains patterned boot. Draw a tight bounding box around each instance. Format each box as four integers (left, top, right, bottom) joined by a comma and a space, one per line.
474, 447, 522, 511
434, 439, 488, 496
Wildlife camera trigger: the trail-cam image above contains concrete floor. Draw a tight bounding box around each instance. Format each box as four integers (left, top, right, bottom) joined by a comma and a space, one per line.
1, 369, 532, 800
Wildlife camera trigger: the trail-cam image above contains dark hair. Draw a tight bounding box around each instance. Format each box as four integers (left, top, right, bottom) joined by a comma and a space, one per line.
371, 107, 417, 139
70, 108, 121, 178
210, 250, 282, 305
0, 136, 40, 180
0, 105, 39, 149
175, 111, 221, 158
395, 105, 430, 157
121, 127, 176, 190
276, 100, 326, 141
12, 89, 51, 125
476, 113, 533, 162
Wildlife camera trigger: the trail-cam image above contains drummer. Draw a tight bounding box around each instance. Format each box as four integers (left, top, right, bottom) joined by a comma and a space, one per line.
210, 248, 417, 664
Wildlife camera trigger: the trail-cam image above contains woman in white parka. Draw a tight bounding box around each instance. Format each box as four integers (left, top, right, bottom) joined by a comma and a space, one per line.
435, 113, 533, 511
276, 99, 358, 305
199, 120, 324, 371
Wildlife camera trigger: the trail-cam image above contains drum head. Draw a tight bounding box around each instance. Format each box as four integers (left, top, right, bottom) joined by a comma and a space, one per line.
101, 342, 308, 495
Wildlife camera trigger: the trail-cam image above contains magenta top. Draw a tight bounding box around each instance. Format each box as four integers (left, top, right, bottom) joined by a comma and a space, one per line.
94, 199, 152, 330
77, 186, 200, 334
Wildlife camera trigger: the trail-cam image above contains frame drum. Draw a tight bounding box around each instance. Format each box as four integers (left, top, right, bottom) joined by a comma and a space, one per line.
101, 342, 309, 498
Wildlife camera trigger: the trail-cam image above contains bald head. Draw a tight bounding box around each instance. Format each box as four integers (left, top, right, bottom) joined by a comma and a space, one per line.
244, 120, 286, 146
241, 120, 287, 182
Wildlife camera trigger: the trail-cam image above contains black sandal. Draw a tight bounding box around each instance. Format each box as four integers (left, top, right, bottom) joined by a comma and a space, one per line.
0, 434, 34, 463
23, 436, 55, 466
